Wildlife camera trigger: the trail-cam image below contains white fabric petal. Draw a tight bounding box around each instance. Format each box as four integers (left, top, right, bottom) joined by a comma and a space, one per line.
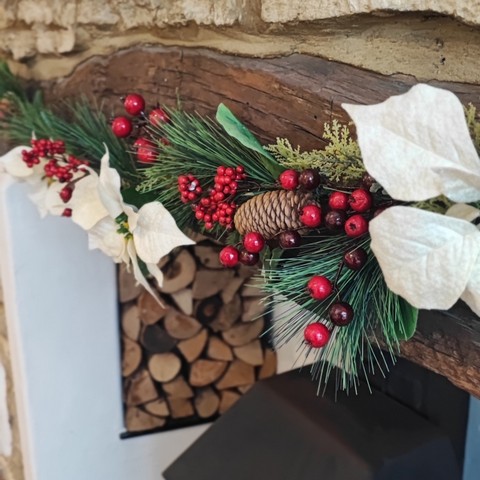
343, 84, 480, 202
69, 174, 109, 230
446, 203, 480, 223
0, 146, 33, 178
370, 206, 480, 311
146, 262, 164, 289
126, 241, 164, 306
44, 181, 68, 216
461, 259, 480, 317
98, 148, 124, 219
132, 202, 195, 264
88, 217, 129, 263
27, 181, 50, 218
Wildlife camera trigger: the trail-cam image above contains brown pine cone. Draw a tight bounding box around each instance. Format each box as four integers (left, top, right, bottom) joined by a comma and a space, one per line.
234, 190, 318, 239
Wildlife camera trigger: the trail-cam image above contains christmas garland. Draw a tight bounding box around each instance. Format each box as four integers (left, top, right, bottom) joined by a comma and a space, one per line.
1, 63, 480, 394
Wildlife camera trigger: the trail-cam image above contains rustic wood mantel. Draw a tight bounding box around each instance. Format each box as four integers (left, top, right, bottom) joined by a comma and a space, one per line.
43, 46, 480, 398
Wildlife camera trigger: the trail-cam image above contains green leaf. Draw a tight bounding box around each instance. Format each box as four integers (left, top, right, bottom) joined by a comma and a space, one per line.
395, 298, 418, 340
216, 103, 284, 179
121, 187, 158, 208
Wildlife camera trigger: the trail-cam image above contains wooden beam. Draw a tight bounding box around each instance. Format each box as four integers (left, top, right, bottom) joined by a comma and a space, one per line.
42, 46, 480, 397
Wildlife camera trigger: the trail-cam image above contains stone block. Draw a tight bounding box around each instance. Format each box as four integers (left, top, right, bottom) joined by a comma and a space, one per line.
261, 0, 480, 26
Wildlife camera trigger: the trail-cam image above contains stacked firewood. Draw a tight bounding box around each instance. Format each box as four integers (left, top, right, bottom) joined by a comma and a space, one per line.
119, 241, 277, 433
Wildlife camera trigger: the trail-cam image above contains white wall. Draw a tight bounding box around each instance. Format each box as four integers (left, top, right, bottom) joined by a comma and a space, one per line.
0, 179, 208, 480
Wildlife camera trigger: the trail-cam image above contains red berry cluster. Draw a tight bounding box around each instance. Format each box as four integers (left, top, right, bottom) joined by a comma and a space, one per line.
178, 174, 203, 203
219, 231, 266, 268
21, 138, 65, 167
326, 188, 372, 238
181, 165, 247, 231
22, 139, 89, 183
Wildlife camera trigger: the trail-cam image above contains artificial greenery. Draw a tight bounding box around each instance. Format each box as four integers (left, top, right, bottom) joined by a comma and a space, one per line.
0, 63, 138, 184
267, 120, 365, 186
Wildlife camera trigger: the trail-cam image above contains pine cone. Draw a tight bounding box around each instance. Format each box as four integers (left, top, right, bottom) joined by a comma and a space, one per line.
234, 190, 318, 239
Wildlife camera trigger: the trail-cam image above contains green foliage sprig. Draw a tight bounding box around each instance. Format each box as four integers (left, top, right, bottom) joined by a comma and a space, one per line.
267, 120, 365, 186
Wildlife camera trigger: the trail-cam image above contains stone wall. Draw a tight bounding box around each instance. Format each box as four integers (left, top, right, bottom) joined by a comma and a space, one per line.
0, 1, 480, 83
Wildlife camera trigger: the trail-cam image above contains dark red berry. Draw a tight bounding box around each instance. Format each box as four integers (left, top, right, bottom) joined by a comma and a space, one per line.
278, 230, 301, 249
123, 93, 145, 116
219, 246, 239, 267
329, 302, 354, 326
239, 249, 259, 266
328, 191, 349, 210
279, 169, 299, 190
344, 247, 368, 270
111, 116, 132, 138
62, 208, 72, 217
299, 169, 321, 190
349, 189, 372, 212
324, 210, 347, 231
307, 275, 333, 301
345, 215, 369, 237
300, 204, 322, 228
243, 232, 265, 254
304, 323, 331, 348
149, 108, 170, 126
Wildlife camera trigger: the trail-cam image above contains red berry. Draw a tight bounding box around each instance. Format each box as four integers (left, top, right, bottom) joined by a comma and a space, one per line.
349, 189, 372, 212
300, 204, 322, 228
299, 169, 321, 190
344, 247, 368, 270
328, 191, 349, 210
123, 93, 145, 116
345, 215, 369, 237
243, 232, 265, 254
111, 116, 132, 138
239, 249, 259, 266
279, 169, 299, 190
134, 137, 157, 163
219, 246, 239, 267
304, 323, 331, 348
62, 208, 72, 217
324, 210, 347, 231
59, 186, 73, 203
307, 275, 333, 301
329, 302, 354, 326
149, 108, 170, 126
278, 230, 301, 249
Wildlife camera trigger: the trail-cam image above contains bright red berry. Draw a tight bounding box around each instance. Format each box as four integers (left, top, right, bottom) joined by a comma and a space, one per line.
328, 191, 349, 210
149, 108, 170, 126
243, 232, 265, 254
219, 246, 239, 267
304, 323, 331, 348
307, 275, 333, 300
123, 93, 145, 116
134, 137, 157, 163
279, 169, 299, 190
111, 116, 132, 138
349, 189, 373, 212
345, 214, 369, 237
300, 204, 322, 228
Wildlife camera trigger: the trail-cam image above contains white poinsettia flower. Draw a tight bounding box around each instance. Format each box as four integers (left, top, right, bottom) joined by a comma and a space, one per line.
343, 84, 480, 316
0, 145, 35, 178
88, 149, 195, 299
44, 170, 109, 229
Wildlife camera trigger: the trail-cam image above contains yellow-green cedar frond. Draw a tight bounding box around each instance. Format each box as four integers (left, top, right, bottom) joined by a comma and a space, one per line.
266, 121, 365, 186
465, 104, 480, 153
